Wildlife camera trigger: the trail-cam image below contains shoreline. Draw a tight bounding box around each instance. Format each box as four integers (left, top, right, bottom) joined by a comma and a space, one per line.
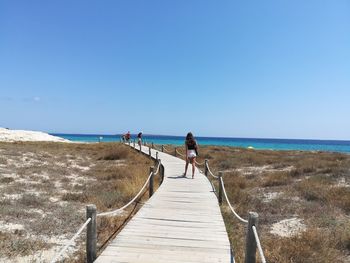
54, 133, 350, 154
1, 127, 349, 153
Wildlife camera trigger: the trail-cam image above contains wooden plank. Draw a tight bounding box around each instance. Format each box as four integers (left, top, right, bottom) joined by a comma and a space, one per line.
95, 145, 232, 263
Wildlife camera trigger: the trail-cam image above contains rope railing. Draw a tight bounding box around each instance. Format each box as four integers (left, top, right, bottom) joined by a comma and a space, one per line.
97, 171, 153, 217
174, 148, 205, 166
205, 161, 219, 179
136, 142, 266, 263
131, 141, 265, 263
252, 225, 267, 263
97, 200, 140, 254
205, 160, 247, 223
153, 145, 162, 151
204, 159, 266, 263
51, 218, 91, 263
153, 161, 161, 175
147, 142, 266, 263
220, 177, 248, 224
195, 160, 205, 166
83, 144, 164, 262
162, 145, 172, 153
116, 141, 266, 263
51, 142, 163, 263
99, 144, 162, 218
175, 148, 185, 157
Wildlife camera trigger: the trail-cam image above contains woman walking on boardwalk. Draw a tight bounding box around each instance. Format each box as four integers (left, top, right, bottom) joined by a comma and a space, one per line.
137, 132, 143, 147
183, 132, 198, 179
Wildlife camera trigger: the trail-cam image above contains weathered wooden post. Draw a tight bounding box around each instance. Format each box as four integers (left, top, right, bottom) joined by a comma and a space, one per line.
156, 152, 159, 161
204, 159, 208, 177
149, 166, 154, 198
161, 145, 164, 152
245, 212, 259, 263
218, 172, 223, 205
86, 204, 97, 263
158, 159, 163, 186
149, 147, 151, 157
152, 142, 154, 149
159, 160, 165, 185
174, 147, 177, 156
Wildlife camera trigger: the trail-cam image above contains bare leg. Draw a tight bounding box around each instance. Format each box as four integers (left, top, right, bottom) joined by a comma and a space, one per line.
184, 158, 189, 176
192, 157, 196, 178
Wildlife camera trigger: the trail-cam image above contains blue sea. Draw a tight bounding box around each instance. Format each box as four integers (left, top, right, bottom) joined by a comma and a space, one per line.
51, 133, 350, 154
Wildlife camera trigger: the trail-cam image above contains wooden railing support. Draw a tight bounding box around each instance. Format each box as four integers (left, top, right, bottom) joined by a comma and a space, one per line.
156, 152, 158, 161
161, 145, 164, 152
174, 147, 177, 156
149, 147, 151, 157
86, 204, 97, 263
245, 212, 259, 263
218, 172, 223, 205
149, 166, 154, 198
159, 160, 164, 185
204, 159, 208, 177
152, 142, 154, 148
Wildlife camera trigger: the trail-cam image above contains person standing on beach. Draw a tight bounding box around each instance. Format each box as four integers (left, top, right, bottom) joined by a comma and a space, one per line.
183, 132, 198, 179
137, 132, 143, 146
125, 131, 131, 142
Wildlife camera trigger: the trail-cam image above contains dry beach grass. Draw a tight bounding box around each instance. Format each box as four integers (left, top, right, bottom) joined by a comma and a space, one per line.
0, 142, 156, 262
1, 141, 350, 262
167, 145, 350, 262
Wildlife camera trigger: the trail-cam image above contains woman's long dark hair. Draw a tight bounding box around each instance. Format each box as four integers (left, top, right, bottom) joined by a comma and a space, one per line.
186, 132, 195, 146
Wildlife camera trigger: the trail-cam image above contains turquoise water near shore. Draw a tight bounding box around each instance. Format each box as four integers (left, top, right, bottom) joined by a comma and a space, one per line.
51, 133, 350, 153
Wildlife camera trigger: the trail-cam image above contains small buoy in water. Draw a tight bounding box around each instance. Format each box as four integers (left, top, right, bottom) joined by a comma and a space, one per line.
247, 146, 254, 149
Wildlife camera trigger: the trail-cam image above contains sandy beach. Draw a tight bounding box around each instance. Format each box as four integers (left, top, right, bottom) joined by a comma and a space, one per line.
0, 128, 70, 143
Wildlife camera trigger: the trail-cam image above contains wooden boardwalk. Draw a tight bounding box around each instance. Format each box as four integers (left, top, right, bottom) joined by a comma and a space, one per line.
95, 144, 232, 263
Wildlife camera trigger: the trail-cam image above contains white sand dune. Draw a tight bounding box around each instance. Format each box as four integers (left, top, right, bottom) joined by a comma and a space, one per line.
270, 217, 306, 237
0, 128, 69, 142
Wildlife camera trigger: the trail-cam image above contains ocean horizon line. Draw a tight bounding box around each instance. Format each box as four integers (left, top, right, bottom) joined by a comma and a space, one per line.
51, 132, 350, 143
49, 133, 350, 153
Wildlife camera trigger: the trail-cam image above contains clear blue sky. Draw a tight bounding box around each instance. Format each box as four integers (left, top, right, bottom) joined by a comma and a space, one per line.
1, 1, 349, 140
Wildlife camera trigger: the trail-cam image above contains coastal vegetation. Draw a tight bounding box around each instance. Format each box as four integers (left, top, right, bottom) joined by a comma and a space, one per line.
169, 145, 350, 262
0, 142, 156, 262
1, 141, 349, 262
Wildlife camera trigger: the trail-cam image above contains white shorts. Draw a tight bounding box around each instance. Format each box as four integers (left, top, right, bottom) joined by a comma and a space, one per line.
187, 150, 196, 158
